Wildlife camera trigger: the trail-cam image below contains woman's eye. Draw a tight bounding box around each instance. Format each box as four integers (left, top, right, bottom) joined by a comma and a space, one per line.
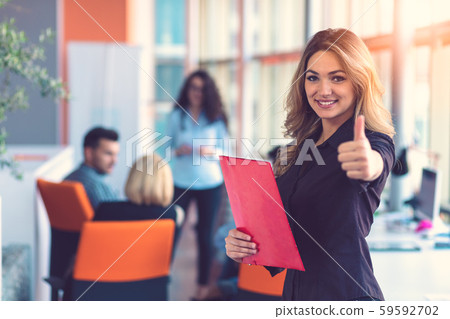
332, 76, 345, 82
306, 75, 318, 81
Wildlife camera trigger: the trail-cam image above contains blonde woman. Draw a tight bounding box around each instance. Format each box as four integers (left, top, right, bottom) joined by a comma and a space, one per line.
95, 154, 184, 227
225, 28, 395, 301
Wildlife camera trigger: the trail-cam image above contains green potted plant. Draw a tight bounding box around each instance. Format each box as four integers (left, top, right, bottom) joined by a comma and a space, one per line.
0, 0, 68, 179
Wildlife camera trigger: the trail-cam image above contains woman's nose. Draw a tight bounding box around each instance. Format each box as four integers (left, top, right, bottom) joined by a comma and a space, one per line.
318, 80, 332, 96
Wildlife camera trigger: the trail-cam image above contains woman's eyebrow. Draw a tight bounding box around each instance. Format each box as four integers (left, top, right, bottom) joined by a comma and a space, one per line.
329, 70, 345, 75
305, 69, 345, 75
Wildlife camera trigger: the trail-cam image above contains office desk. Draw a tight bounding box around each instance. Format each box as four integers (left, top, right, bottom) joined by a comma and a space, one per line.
368, 214, 450, 301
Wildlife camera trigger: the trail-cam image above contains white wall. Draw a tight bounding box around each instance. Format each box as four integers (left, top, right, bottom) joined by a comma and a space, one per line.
68, 43, 147, 197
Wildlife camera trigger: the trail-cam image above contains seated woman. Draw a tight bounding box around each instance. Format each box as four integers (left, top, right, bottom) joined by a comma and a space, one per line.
95, 154, 184, 228
63, 155, 182, 301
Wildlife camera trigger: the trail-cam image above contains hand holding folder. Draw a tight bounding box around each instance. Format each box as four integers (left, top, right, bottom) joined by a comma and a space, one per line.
220, 156, 305, 271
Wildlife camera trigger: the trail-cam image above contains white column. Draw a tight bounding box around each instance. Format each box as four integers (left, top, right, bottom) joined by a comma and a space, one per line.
430, 44, 450, 203
389, 0, 415, 211
130, 0, 156, 131
185, 0, 200, 73
241, 0, 255, 142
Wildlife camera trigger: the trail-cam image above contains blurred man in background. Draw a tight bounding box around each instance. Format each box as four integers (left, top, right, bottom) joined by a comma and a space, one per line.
64, 126, 120, 209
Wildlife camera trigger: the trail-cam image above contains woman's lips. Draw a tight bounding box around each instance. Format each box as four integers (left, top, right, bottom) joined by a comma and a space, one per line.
315, 99, 337, 108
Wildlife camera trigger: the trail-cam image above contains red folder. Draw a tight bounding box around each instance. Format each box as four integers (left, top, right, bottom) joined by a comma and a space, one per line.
219, 155, 305, 271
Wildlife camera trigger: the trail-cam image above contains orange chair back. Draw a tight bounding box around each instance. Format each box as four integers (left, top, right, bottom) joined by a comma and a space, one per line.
237, 264, 286, 296
37, 178, 94, 232
73, 220, 175, 282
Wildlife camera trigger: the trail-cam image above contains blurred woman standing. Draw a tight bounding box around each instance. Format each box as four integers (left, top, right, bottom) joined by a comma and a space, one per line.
166, 70, 228, 300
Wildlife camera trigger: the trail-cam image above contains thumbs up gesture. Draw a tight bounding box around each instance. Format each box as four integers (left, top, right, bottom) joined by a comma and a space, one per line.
337, 115, 383, 181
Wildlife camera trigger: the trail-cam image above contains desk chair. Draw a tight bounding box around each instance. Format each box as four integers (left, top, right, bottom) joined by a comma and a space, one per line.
36, 179, 94, 300
236, 264, 286, 300
72, 219, 175, 301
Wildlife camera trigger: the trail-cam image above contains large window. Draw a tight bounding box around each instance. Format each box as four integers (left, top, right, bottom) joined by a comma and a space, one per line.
196, 0, 450, 202
154, 0, 186, 137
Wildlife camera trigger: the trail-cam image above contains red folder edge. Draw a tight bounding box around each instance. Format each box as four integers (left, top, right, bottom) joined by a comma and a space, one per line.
219, 155, 305, 272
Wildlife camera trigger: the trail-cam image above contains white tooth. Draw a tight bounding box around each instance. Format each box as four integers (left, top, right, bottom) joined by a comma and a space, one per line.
319, 101, 334, 105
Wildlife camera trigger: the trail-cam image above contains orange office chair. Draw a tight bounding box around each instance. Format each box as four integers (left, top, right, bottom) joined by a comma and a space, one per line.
36, 178, 94, 300
72, 219, 175, 301
236, 264, 286, 300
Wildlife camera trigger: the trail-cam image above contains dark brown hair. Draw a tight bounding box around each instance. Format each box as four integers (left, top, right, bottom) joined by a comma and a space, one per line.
174, 69, 228, 128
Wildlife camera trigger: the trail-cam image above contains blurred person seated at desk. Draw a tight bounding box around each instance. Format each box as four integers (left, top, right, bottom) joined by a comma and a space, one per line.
64, 127, 120, 209
94, 154, 184, 229
63, 154, 182, 301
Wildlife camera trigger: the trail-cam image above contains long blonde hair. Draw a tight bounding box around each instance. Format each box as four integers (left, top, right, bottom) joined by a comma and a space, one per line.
274, 28, 395, 176
125, 154, 174, 207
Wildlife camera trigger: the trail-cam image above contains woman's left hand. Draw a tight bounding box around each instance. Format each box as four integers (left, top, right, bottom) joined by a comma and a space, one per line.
337, 115, 383, 182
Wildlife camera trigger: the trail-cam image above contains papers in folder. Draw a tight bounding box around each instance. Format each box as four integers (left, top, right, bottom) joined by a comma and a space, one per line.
219, 155, 305, 271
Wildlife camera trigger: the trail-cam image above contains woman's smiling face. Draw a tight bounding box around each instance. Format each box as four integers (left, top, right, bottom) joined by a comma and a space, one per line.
304, 50, 356, 126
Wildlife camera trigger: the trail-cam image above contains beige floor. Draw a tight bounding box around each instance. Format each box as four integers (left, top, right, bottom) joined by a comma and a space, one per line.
168, 199, 229, 301
168, 207, 198, 301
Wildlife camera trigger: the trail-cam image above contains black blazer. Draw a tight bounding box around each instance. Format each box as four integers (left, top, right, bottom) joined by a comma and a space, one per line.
268, 116, 394, 301
94, 201, 177, 222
